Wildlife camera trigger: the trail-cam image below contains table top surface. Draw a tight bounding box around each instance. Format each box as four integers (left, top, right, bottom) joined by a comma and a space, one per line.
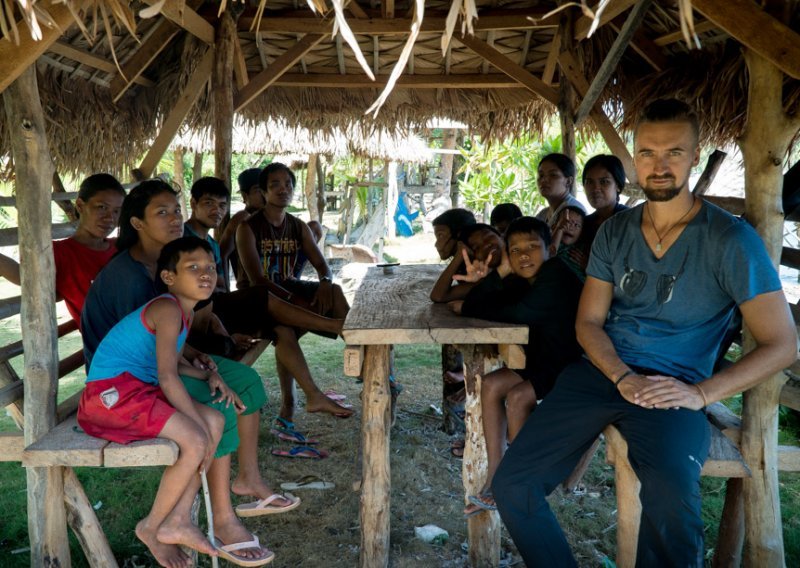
341, 264, 529, 345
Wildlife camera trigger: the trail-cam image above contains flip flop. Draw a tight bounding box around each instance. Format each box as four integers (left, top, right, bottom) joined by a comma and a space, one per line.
271, 417, 319, 445
463, 502, 486, 518
271, 446, 329, 460
450, 439, 465, 458
467, 493, 497, 512
324, 389, 347, 401
235, 493, 301, 517
280, 475, 335, 491
213, 534, 275, 567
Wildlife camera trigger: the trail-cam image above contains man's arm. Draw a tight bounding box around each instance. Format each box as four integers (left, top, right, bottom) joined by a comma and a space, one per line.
575, 276, 628, 382
219, 210, 249, 261
637, 290, 798, 409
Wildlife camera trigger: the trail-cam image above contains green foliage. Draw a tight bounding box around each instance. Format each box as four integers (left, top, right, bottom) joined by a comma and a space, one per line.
457, 128, 613, 216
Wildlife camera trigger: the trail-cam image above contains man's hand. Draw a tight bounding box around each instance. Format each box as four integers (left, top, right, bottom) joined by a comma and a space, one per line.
231, 333, 258, 351
207, 372, 246, 412
192, 352, 217, 373
312, 279, 334, 314
618, 374, 706, 410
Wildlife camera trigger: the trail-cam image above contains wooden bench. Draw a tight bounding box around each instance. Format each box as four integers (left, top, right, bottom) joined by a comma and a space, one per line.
604, 399, 800, 568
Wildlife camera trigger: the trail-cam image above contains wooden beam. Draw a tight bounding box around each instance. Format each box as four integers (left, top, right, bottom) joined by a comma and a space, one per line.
214, 9, 238, 190
541, 27, 561, 85
138, 49, 214, 178
558, 13, 577, 162
348, 1, 370, 19
0, 432, 24, 462
243, 13, 554, 34
49, 42, 154, 87
557, 50, 636, 185
142, 0, 213, 44
692, 0, 800, 80
110, 19, 181, 103
234, 34, 326, 112
574, 0, 637, 41
0, 3, 75, 94
233, 34, 249, 89
482, 31, 496, 75
382, 0, 395, 19
610, 17, 668, 71
336, 34, 346, 74
692, 149, 727, 196
654, 20, 717, 46
3, 63, 69, 567
575, 0, 654, 126
456, 34, 558, 106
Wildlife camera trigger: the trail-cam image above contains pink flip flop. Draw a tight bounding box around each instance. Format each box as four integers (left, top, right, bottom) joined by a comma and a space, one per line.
324, 389, 347, 401
271, 446, 329, 460
235, 493, 301, 517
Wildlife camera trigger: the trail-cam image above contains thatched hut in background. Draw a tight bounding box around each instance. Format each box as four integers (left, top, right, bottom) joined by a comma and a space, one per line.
1, 1, 799, 567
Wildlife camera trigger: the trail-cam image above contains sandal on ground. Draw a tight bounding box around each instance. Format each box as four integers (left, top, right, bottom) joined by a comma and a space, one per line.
271, 445, 329, 460
213, 534, 275, 567
271, 417, 319, 445
235, 493, 301, 517
467, 492, 497, 512
323, 389, 347, 401
463, 502, 486, 518
280, 475, 335, 491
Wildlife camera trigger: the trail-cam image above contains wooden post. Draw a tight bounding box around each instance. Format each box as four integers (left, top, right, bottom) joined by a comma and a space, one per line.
385, 162, 398, 238
558, 12, 576, 163
63, 468, 118, 567
360, 344, 391, 568
213, 8, 239, 188
604, 425, 641, 568
316, 157, 326, 217
193, 152, 204, 183
737, 48, 800, 567
460, 344, 502, 567
438, 129, 456, 199
174, 148, 190, 221
713, 478, 744, 568
3, 66, 70, 566
305, 154, 320, 223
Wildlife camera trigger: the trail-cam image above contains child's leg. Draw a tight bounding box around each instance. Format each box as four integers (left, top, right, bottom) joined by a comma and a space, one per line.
135, 408, 218, 566
480, 368, 526, 489
273, 324, 353, 417
506, 381, 538, 442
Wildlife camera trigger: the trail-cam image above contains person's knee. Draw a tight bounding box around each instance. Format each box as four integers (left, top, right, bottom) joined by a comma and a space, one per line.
207, 408, 225, 441
506, 383, 536, 410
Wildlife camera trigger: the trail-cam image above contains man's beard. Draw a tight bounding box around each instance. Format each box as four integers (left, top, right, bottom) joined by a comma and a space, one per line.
642, 175, 687, 202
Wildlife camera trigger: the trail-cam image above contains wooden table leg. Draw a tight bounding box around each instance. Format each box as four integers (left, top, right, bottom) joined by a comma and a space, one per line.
460, 344, 501, 567
360, 344, 391, 568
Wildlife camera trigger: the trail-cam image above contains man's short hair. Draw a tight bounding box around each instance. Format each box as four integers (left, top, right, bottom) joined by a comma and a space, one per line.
238, 168, 262, 194
259, 162, 296, 190
156, 236, 214, 292
582, 154, 626, 193
505, 216, 552, 249
636, 98, 700, 144
457, 223, 501, 245
432, 208, 476, 237
489, 203, 523, 227
191, 177, 229, 201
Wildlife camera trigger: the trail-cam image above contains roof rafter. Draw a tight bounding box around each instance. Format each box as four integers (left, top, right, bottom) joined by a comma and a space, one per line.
574, 0, 653, 126
574, 0, 637, 41
234, 33, 327, 112
138, 48, 214, 178
557, 50, 635, 185
272, 73, 521, 88
49, 42, 155, 87
692, 0, 800, 79
109, 19, 181, 103
142, 0, 213, 44
457, 33, 558, 106
0, 2, 75, 94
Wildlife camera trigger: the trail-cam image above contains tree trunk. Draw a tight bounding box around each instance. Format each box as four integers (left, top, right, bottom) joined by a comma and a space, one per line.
305, 154, 320, 223
737, 48, 799, 568
3, 64, 70, 567
193, 152, 204, 183
438, 129, 456, 199
213, 9, 238, 188
558, 11, 576, 165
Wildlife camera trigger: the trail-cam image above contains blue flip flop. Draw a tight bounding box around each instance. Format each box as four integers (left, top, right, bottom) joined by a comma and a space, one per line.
271, 417, 319, 445
271, 446, 329, 460
467, 493, 497, 512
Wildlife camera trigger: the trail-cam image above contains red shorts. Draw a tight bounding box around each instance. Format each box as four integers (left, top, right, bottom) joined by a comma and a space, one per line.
77, 373, 176, 444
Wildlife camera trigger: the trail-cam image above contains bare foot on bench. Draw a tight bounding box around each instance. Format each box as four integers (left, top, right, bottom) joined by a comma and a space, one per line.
154, 516, 217, 558
307, 392, 354, 418
135, 519, 196, 568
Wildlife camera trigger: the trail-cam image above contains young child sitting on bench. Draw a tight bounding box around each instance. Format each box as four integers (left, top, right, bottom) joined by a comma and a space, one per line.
450, 217, 584, 516
78, 237, 258, 567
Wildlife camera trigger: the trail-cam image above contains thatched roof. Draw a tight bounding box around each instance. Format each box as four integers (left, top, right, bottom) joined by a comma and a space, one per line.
172, 118, 433, 163
1, 1, 799, 177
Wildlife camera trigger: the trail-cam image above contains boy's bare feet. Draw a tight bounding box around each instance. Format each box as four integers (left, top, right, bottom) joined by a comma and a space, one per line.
135, 519, 193, 568
307, 391, 354, 417
155, 516, 217, 558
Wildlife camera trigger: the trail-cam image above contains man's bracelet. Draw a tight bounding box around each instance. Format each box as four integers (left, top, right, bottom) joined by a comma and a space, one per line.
614, 370, 635, 388
694, 383, 709, 407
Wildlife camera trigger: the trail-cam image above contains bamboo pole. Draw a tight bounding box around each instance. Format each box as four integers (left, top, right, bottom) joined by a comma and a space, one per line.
738, 48, 800, 567
305, 154, 320, 223
2, 65, 69, 567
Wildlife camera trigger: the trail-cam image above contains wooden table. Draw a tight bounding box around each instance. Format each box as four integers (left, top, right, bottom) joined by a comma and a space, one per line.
342, 265, 528, 568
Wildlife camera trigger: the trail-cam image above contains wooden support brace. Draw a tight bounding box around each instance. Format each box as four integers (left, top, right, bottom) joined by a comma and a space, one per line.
0, 432, 24, 462
779, 377, 799, 411
63, 468, 118, 567
344, 345, 365, 377
110, 19, 181, 102
498, 344, 525, 369
142, 0, 213, 44
778, 445, 800, 472
692, 150, 727, 196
